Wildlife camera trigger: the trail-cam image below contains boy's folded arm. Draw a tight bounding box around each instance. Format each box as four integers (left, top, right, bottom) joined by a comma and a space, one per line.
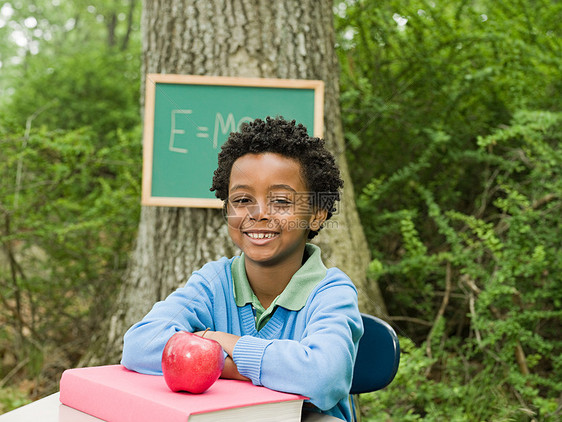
232, 286, 363, 411
120, 275, 217, 375
220, 356, 250, 381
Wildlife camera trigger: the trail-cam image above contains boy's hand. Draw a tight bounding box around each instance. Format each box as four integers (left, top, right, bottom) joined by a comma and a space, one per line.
194, 330, 240, 357
194, 330, 249, 381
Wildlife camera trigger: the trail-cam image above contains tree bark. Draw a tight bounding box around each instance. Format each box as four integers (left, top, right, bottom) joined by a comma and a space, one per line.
83, 0, 386, 367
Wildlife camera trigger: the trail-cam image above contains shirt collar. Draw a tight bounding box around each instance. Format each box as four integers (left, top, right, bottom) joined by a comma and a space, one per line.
232, 243, 327, 311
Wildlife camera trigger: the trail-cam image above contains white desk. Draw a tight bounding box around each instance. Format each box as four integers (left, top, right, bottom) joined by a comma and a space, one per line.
0, 393, 101, 421
0, 393, 341, 421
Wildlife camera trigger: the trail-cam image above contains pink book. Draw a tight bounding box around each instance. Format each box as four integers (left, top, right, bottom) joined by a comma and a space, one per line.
59, 365, 306, 422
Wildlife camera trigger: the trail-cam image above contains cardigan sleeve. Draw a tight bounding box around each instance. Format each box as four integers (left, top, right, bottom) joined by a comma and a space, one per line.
120, 260, 228, 375
232, 278, 363, 412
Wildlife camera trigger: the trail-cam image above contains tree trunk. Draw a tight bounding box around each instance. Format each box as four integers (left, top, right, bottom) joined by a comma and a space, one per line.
82, 0, 386, 367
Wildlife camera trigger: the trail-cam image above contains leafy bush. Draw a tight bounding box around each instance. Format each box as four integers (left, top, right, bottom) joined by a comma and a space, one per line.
0, 40, 142, 407
357, 112, 561, 420
0, 123, 141, 403
337, 1, 561, 419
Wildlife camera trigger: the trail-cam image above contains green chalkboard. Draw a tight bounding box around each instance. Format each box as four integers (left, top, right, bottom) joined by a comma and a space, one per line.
142, 74, 324, 208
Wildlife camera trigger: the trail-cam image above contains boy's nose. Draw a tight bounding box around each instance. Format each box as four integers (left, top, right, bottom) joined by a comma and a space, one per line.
248, 201, 269, 220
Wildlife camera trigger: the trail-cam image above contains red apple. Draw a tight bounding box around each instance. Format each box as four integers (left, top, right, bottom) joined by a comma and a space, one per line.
161, 331, 225, 394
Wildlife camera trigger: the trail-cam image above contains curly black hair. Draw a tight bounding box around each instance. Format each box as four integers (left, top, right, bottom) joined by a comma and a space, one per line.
210, 116, 343, 239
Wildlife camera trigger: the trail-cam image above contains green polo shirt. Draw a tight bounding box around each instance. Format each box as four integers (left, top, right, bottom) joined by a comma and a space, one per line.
231, 244, 328, 331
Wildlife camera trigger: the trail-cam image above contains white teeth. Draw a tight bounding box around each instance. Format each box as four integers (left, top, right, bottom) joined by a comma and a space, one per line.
247, 232, 275, 239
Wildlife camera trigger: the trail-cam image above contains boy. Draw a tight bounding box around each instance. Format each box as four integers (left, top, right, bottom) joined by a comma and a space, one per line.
121, 117, 363, 421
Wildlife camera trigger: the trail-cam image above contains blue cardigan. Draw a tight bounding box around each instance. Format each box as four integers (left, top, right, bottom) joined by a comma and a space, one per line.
121, 256, 363, 421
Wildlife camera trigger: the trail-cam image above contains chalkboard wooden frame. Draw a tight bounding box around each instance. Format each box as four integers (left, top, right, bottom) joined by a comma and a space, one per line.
141, 74, 324, 208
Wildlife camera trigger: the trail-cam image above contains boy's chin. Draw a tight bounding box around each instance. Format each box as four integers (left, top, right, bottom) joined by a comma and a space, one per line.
243, 251, 280, 267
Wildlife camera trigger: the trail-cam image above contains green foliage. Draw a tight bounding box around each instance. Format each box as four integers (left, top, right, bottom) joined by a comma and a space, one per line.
4, 49, 140, 142
0, 387, 31, 415
336, 0, 561, 190
359, 337, 550, 422
358, 111, 562, 421
0, 1, 142, 408
337, 0, 562, 420
0, 0, 140, 106
0, 122, 141, 397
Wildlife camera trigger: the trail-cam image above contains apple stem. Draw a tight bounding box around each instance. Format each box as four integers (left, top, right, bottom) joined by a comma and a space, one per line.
202, 328, 210, 338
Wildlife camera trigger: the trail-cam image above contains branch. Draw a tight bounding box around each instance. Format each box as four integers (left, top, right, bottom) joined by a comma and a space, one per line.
532, 193, 558, 210
121, 0, 137, 51
0, 357, 30, 388
14, 100, 57, 208
388, 315, 433, 327
515, 342, 530, 375
425, 261, 452, 373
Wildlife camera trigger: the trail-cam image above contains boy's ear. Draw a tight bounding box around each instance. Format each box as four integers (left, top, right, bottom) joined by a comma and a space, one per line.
309, 208, 328, 231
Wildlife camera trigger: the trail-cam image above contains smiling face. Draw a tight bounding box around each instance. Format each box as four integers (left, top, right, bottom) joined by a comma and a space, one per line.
226, 153, 326, 269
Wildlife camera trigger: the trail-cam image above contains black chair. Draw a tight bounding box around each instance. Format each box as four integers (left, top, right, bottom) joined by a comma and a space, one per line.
349, 314, 400, 421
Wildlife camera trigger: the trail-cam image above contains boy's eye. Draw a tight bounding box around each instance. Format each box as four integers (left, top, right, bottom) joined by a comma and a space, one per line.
269, 197, 293, 210
229, 196, 252, 206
